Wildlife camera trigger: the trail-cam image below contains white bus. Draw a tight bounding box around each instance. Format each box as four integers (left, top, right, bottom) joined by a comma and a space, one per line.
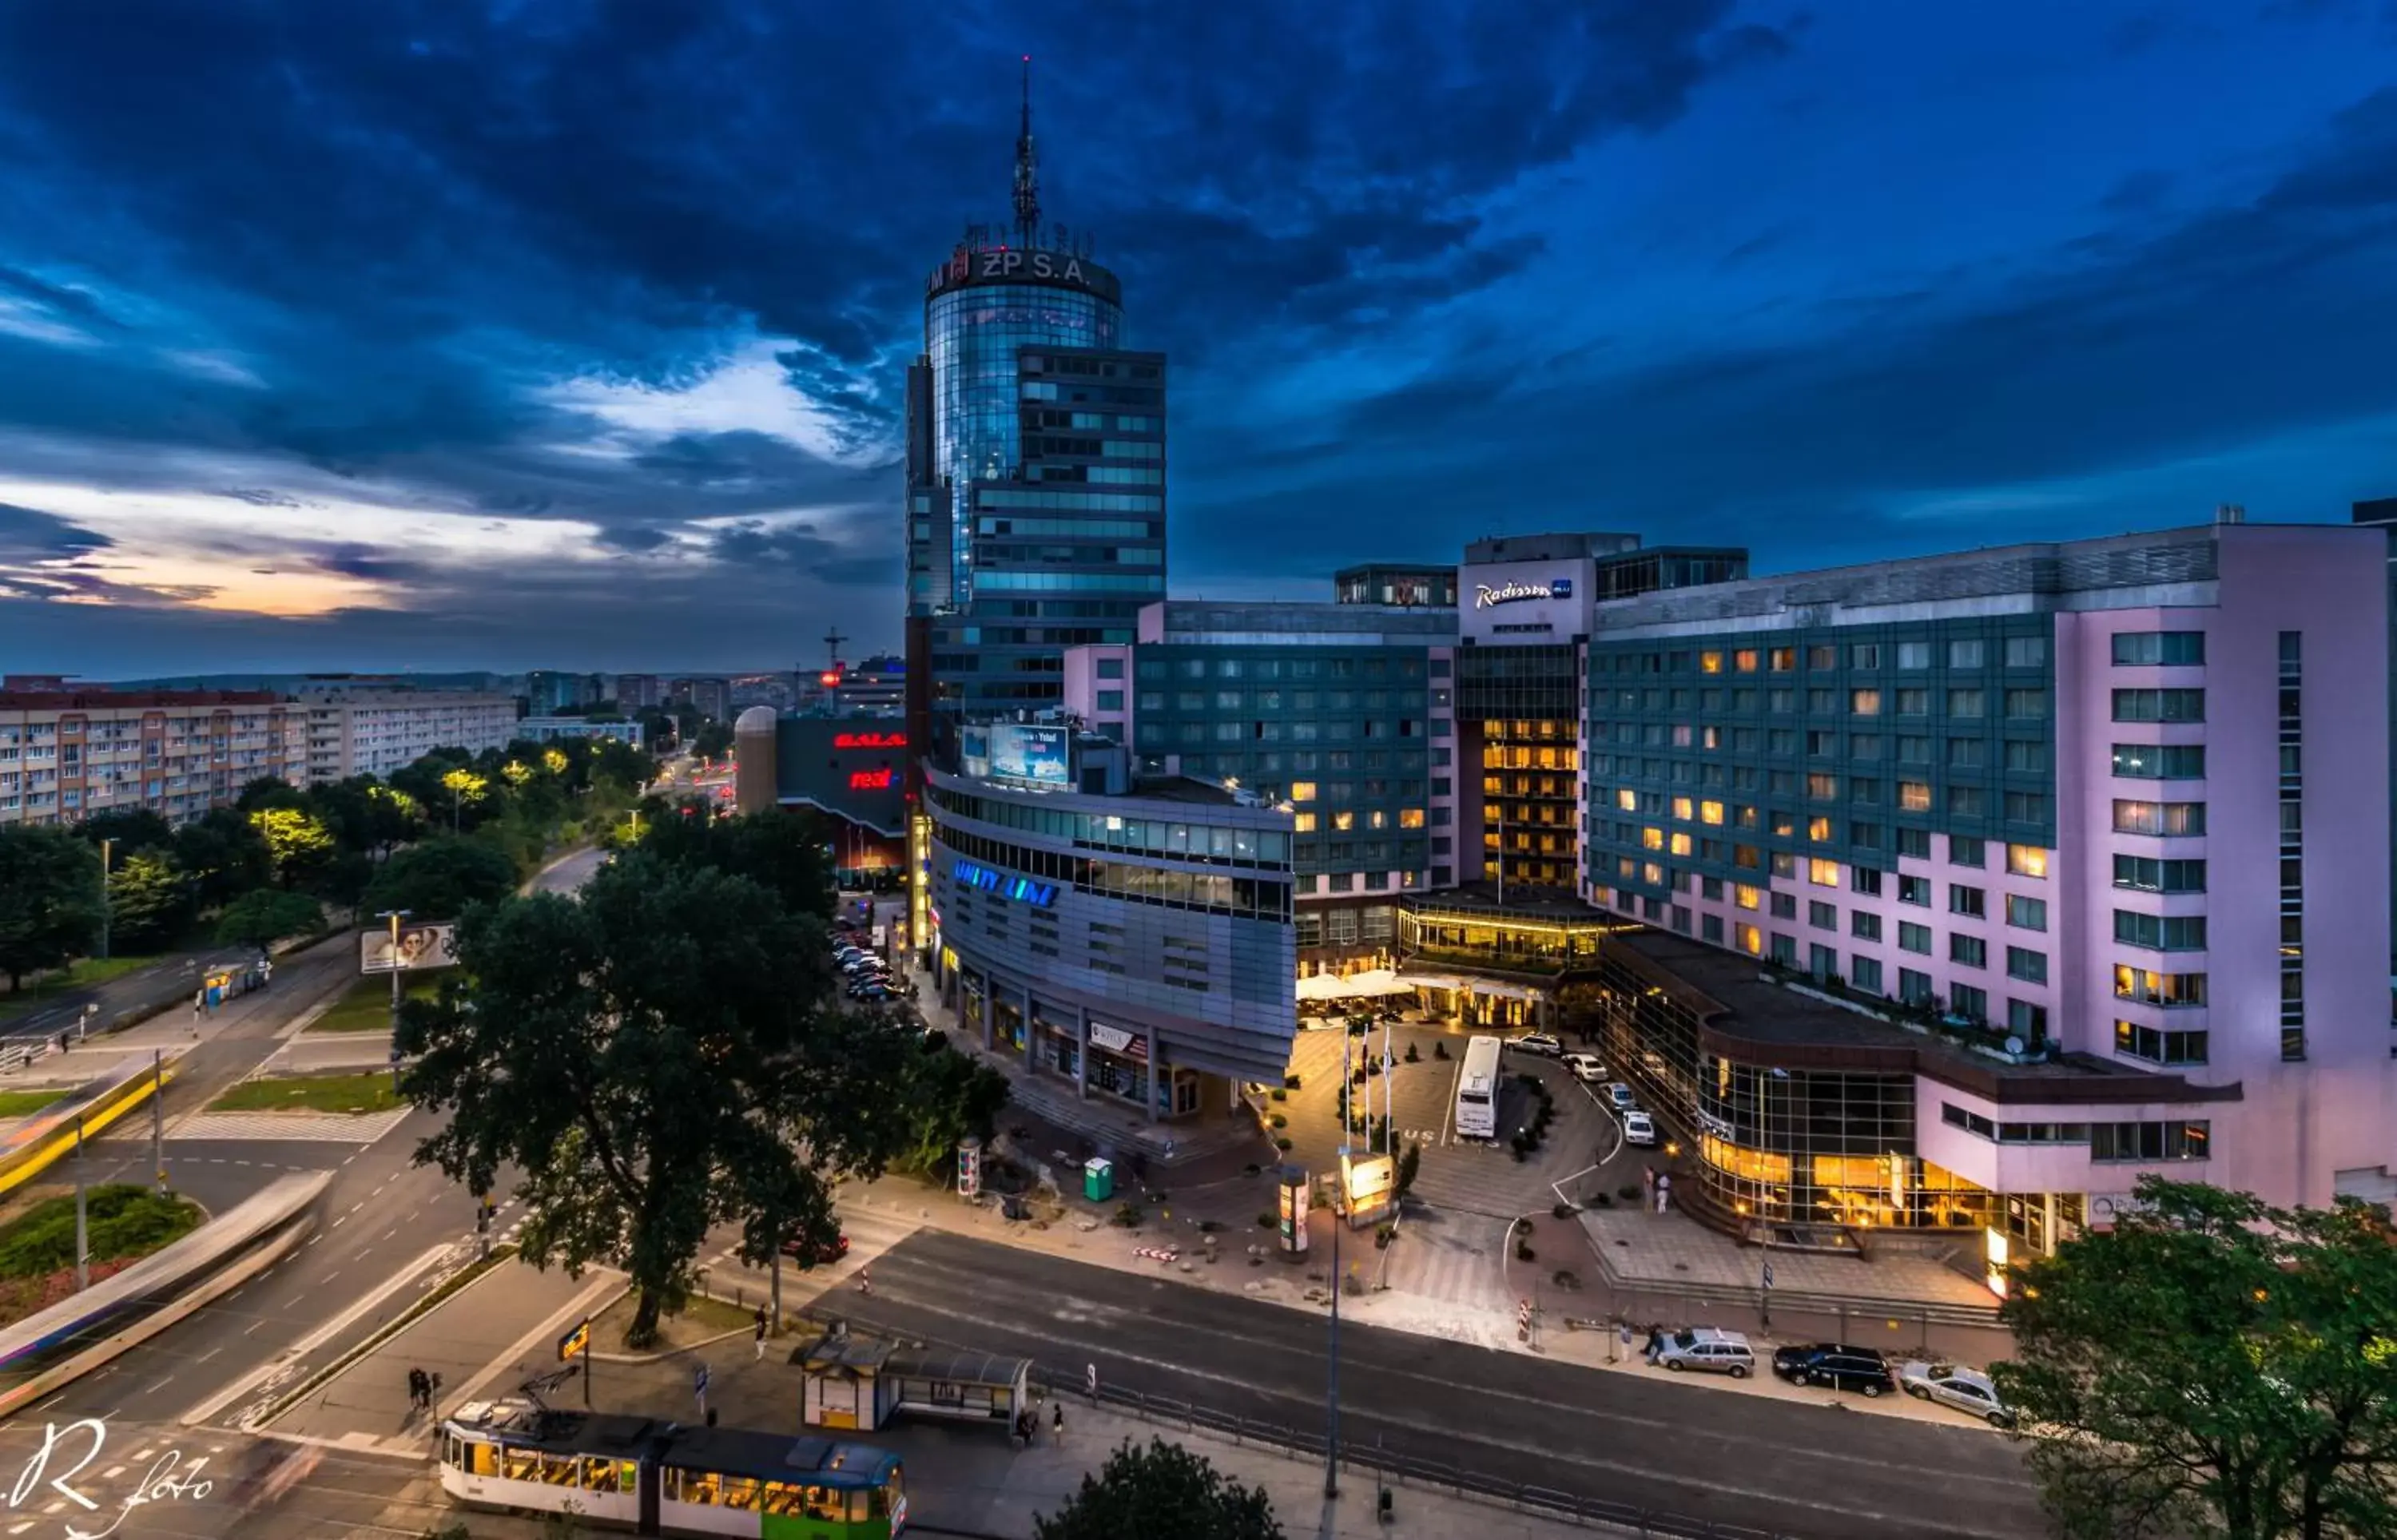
1455, 1034, 1502, 1139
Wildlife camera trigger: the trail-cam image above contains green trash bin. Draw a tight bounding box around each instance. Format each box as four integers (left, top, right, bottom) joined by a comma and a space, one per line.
1083, 1157, 1115, 1203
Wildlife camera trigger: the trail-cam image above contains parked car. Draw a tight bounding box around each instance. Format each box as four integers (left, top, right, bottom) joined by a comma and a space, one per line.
1899, 1361, 2016, 1426
1602, 1082, 1639, 1113
1772, 1343, 1896, 1396
848, 982, 892, 1002
1508, 1033, 1563, 1058
1652, 1328, 1754, 1378
1561, 1054, 1606, 1083
781, 1231, 851, 1268
1620, 1110, 1658, 1146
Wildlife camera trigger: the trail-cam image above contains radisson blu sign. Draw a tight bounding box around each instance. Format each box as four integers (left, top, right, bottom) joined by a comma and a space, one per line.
953, 860, 1057, 908
1474, 577, 1572, 609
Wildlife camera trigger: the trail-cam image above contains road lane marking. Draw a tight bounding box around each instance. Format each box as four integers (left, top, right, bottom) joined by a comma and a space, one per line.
141, 1376, 173, 1396
193, 1348, 220, 1364
181, 1243, 455, 1426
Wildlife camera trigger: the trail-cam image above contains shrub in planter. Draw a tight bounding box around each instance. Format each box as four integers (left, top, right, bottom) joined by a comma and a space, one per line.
1516, 1242, 1536, 1263
1592, 1192, 1613, 1208
1552, 1268, 1580, 1290
1243, 1162, 1262, 1177
1552, 1201, 1575, 1220
1433, 1042, 1450, 1060
1404, 1042, 1420, 1063
1269, 1113, 1287, 1129
1275, 1137, 1294, 1151
1285, 1074, 1303, 1090
1270, 1089, 1287, 1102
1517, 1218, 1536, 1236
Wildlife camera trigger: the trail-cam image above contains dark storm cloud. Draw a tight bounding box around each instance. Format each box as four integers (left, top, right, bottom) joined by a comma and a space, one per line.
0, 502, 111, 560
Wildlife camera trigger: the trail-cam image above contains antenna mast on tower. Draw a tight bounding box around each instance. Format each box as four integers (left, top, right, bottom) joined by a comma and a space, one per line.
821, 627, 848, 671
1012, 55, 1041, 244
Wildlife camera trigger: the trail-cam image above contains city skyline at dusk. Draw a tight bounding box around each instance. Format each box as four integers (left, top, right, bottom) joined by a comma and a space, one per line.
2, 2, 2395, 673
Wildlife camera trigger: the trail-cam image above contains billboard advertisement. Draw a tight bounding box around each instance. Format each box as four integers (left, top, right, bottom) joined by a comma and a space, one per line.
988, 724, 1070, 787
360, 923, 459, 974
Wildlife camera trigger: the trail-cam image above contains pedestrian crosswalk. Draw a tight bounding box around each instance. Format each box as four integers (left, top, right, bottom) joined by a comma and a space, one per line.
1377, 1217, 1512, 1312
168, 1108, 415, 1144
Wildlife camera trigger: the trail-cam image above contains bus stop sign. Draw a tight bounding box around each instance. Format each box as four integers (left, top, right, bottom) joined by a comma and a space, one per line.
558, 1317, 590, 1363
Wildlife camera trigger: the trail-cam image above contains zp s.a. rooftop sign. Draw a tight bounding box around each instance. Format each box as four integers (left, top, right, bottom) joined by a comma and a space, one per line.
1474, 578, 1572, 609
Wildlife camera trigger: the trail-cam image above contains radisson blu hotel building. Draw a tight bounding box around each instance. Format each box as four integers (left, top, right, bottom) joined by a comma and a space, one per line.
877, 81, 2397, 1274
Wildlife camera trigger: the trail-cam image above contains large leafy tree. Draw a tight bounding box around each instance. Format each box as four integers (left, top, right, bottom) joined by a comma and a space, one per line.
397, 853, 919, 1346
172, 808, 274, 911
360, 837, 520, 922
638, 808, 837, 921
1036, 1439, 1285, 1540
248, 807, 336, 889
895, 1032, 1009, 1178
106, 851, 193, 954
690, 720, 735, 761
0, 827, 104, 990
75, 808, 177, 858
214, 888, 324, 951
1997, 1177, 2397, 1540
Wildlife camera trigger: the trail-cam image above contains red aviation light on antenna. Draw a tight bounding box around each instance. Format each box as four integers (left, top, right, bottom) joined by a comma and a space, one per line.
819, 670, 842, 689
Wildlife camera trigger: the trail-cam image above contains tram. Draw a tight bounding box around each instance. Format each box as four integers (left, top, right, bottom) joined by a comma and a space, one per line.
439, 1398, 907, 1538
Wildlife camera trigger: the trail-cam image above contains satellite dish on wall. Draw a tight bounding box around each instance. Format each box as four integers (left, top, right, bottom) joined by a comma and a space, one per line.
2003, 1036, 2025, 1056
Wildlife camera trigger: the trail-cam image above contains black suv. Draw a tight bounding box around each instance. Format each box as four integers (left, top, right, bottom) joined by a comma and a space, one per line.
1771, 1343, 1895, 1396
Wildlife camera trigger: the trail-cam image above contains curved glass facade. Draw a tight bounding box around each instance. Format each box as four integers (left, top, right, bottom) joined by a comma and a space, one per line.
927, 279, 1123, 605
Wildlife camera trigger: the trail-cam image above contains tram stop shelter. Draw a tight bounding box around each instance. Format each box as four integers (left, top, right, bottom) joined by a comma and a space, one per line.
797, 1332, 1030, 1434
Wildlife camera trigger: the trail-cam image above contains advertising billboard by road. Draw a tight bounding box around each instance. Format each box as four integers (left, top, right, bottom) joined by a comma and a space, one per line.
988, 724, 1070, 787
360, 923, 459, 974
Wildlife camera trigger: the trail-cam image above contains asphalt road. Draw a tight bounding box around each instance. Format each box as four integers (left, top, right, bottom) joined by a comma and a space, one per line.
527, 843, 606, 895
820, 1229, 2047, 1540
0, 946, 255, 1044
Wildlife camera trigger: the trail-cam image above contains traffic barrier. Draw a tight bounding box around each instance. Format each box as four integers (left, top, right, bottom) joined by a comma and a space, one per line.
1133, 1247, 1180, 1264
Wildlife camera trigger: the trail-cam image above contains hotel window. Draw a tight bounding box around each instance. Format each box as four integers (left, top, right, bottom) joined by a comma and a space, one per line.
1670, 832, 1693, 856
1948, 640, 1986, 669
2002, 792, 2049, 824
1809, 857, 1840, 887
1807, 645, 1836, 669
1699, 650, 1724, 674
1616, 788, 1636, 811
1850, 910, 1882, 941
2112, 854, 2205, 892
1769, 647, 1796, 672
1850, 956, 1883, 994
1734, 883, 1763, 911
2111, 689, 2205, 722
1851, 643, 1881, 669
1809, 899, 1838, 931
2007, 843, 2048, 879
1950, 884, 1986, 918
1949, 835, 1985, 867
1950, 982, 1988, 1021
1850, 820, 1883, 850
1898, 829, 1932, 861
1946, 689, 1985, 718
2004, 740, 2048, 772
2002, 689, 2047, 720
1950, 935, 1986, 969
2111, 743, 2205, 779
2005, 947, 2047, 984
1672, 796, 1694, 821
1807, 772, 1838, 800
2113, 911, 2207, 951
2114, 966, 2207, 1006
1850, 867, 1882, 896
2115, 1020, 2208, 1066
1808, 689, 1838, 715
1735, 923, 1764, 956
2004, 636, 2048, 668
1850, 689, 1882, 716
1946, 737, 1985, 768
1807, 815, 1833, 842
2007, 998, 2048, 1043
1292, 781, 1318, 802
1699, 800, 1724, 825
1734, 649, 1761, 673
1898, 967, 1934, 1006
2091, 1120, 2209, 1162
2005, 895, 2048, 932
1897, 641, 1931, 669
1894, 689, 1928, 717
1898, 781, 1931, 812
1399, 808, 1425, 829
1294, 813, 1318, 832
1898, 921, 1932, 955
2111, 631, 2205, 666
2112, 800, 2205, 837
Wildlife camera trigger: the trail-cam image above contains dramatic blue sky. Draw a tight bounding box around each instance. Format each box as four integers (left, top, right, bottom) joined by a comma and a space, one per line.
2, 1, 2395, 675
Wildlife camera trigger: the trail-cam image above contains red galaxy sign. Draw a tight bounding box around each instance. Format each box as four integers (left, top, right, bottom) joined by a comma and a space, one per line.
833, 732, 905, 750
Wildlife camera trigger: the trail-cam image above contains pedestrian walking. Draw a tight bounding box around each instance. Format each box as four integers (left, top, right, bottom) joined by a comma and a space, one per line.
1644, 1325, 1664, 1363
753, 1307, 769, 1361
1085, 1362, 1099, 1401
1616, 1321, 1633, 1364
1051, 1403, 1064, 1447
407, 1367, 425, 1410
857, 1268, 872, 1297
427, 1371, 443, 1415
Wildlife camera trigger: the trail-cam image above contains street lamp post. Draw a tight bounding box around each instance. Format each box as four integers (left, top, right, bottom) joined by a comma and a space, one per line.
375, 908, 411, 1090
1326, 1160, 1343, 1500
97, 836, 114, 963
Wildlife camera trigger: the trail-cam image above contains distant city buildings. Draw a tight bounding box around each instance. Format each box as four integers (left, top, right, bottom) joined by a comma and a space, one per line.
300, 692, 521, 780
525, 670, 587, 715
0, 689, 305, 827
614, 673, 663, 711
671, 677, 731, 721
515, 716, 645, 749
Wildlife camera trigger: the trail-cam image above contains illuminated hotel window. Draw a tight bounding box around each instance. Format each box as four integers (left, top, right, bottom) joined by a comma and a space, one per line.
1700, 800, 1725, 826
1294, 813, 1317, 832
1672, 796, 1694, 821
1292, 781, 1318, 802
1808, 858, 1840, 887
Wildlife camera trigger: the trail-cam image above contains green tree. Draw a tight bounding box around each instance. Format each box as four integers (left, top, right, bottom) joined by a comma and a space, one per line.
639, 808, 836, 921
76, 807, 176, 857
1996, 1177, 2397, 1540
396, 853, 918, 1347
1035, 1438, 1284, 1540
172, 808, 274, 911
105, 851, 193, 954
234, 776, 307, 813
1395, 1139, 1422, 1201
690, 720, 735, 761
0, 826, 104, 990
894, 1033, 1009, 1178
248, 807, 336, 889
361, 837, 521, 922
214, 888, 323, 951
